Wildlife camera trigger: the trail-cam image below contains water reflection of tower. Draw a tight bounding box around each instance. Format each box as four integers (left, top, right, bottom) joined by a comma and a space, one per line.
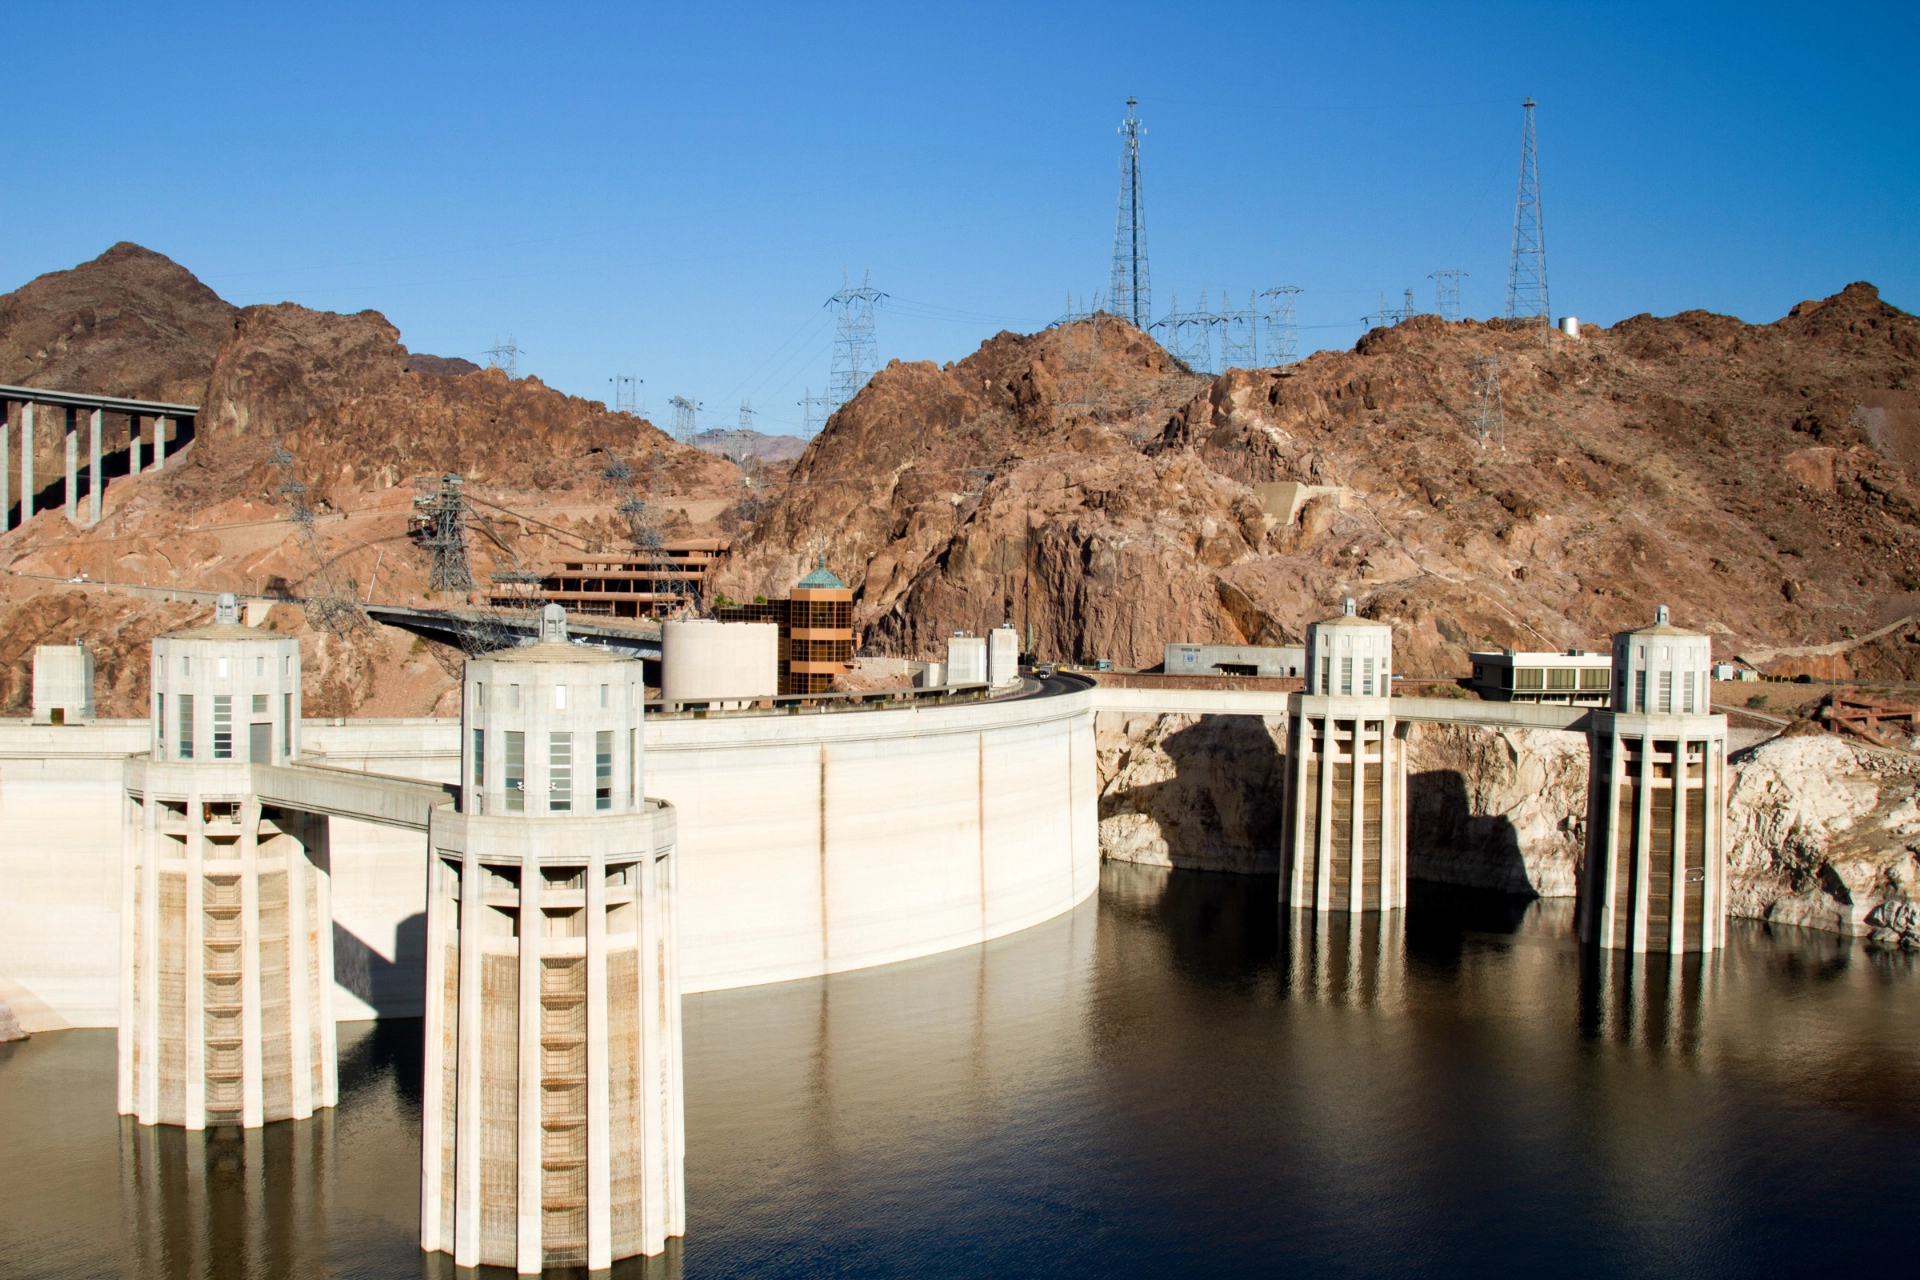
1281, 910, 1406, 1010
121, 1113, 334, 1278
1580, 949, 1715, 1054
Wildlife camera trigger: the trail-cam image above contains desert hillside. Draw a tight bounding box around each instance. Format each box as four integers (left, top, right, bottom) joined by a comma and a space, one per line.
0, 245, 744, 716
719, 283, 1920, 677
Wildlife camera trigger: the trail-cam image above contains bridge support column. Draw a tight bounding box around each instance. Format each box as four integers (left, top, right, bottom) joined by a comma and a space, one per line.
64, 408, 77, 522
130, 413, 143, 478
155, 414, 168, 470
88, 407, 102, 525
20, 403, 33, 522
1, 405, 9, 531
1578, 609, 1729, 953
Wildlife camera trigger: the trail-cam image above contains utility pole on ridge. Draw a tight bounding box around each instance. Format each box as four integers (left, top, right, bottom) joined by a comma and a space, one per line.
1109, 97, 1151, 330
1505, 98, 1549, 337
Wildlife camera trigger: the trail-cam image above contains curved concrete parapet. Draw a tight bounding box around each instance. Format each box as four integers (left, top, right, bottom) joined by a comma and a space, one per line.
650, 685, 1101, 993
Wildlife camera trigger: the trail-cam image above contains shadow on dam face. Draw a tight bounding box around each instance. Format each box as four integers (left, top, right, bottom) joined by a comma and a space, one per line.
333, 914, 427, 1020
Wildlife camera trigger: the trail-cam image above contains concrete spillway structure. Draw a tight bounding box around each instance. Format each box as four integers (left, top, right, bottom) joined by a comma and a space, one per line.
1579, 607, 1730, 953
422, 605, 682, 1273
119, 594, 333, 1129
1284, 600, 1408, 911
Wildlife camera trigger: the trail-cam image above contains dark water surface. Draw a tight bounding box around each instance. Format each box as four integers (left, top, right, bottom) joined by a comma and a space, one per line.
4, 865, 1918, 1278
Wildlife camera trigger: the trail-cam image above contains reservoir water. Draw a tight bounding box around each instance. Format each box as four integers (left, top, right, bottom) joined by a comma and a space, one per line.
3, 863, 1917, 1278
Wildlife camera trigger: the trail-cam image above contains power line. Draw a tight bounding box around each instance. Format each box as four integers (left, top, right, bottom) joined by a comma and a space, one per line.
1109, 96, 1151, 330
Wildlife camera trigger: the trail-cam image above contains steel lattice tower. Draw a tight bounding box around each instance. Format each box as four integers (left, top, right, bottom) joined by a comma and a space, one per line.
1471, 355, 1505, 448
827, 270, 886, 409
413, 474, 477, 596
1217, 291, 1257, 371
1505, 98, 1549, 329
1109, 97, 1151, 330
1430, 270, 1466, 322
609, 375, 641, 415
668, 395, 699, 445
1260, 286, 1301, 366
485, 336, 521, 378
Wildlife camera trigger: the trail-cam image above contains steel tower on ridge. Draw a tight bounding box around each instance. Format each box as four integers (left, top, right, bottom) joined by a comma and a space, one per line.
1109, 97, 1151, 330
1505, 98, 1549, 331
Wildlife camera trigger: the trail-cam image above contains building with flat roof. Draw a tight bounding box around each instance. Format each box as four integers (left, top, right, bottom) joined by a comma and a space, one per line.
493, 540, 730, 619
1164, 643, 1305, 678
1470, 649, 1612, 705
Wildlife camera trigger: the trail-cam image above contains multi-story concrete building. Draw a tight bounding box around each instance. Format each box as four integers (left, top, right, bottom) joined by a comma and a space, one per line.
423, 605, 682, 1271
119, 595, 332, 1130
1469, 648, 1612, 705
1284, 600, 1406, 912
1578, 607, 1730, 953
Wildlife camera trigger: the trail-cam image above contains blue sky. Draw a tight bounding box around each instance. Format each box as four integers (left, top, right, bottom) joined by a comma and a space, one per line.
7, 2, 1915, 436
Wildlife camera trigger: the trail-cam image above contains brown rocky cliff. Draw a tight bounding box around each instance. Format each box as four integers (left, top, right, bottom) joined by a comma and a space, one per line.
725, 285, 1920, 675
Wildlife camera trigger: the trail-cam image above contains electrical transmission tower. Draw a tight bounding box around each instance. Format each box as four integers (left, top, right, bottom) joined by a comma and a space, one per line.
1109, 96, 1151, 330
799, 388, 832, 437
412, 474, 477, 596
485, 336, 522, 378
738, 401, 755, 432
668, 395, 700, 445
1470, 355, 1505, 448
610, 375, 642, 415
270, 442, 368, 636
1364, 291, 1397, 330
1401, 288, 1420, 322
1430, 270, 1466, 322
1260, 286, 1301, 366
827, 270, 886, 410
1154, 288, 1220, 374
1217, 292, 1257, 371
1505, 98, 1549, 334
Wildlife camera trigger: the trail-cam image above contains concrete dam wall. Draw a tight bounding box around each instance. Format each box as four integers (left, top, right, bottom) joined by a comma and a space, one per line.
0, 691, 1099, 1029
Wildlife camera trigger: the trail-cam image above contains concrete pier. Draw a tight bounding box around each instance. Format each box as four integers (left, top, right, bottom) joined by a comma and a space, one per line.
1578, 607, 1729, 953
130, 415, 143, 481
119, 594, 333, 1129
155, 414, 168, 469
88, 408, 102, 525
20, 403, 32, 523
422, 606, 683, 1272
64, 409, 77, 523
1283, 600, 1408, 911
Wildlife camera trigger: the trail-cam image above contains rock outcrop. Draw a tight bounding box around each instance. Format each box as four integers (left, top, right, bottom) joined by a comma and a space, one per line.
1405, 723, 1589, 897
1096, 712, 1288, 874
1726, 731, 1920, 946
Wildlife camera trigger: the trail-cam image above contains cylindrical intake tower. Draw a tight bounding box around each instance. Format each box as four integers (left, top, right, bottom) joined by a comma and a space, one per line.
423, 605, 683, 1273
1284, 599, 1407, 912
1578, 606, 1730, 953
120, 593, 333, 1130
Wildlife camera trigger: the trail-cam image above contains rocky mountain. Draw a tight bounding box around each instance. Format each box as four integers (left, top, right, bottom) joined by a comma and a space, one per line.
692, 427, 808, 465
720, 285, 1920, 677
0, 245, 742, 717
